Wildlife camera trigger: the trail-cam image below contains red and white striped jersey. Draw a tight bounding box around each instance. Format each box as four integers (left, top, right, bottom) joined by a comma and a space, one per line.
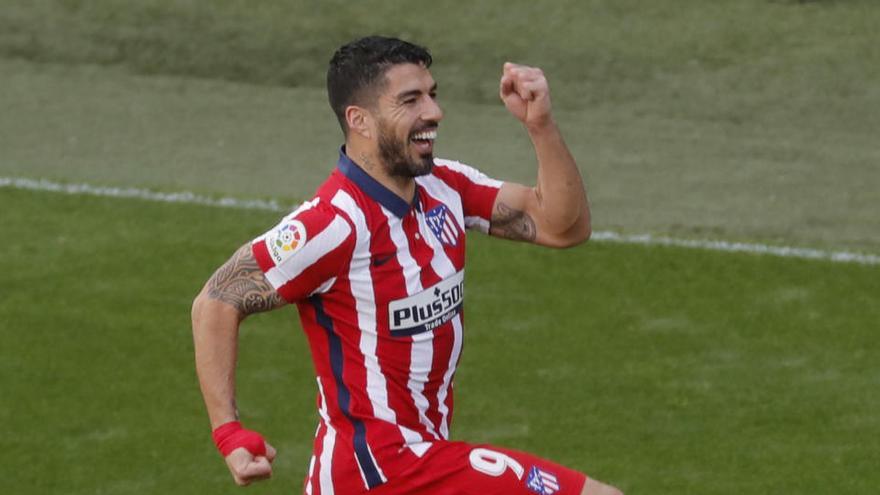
251, 149, 502, 494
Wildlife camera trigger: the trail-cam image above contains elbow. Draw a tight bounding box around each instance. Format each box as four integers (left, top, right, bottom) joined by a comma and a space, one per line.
555, 229, 590, 249
581, 215, 592, 243
191, 290, 208, 331
574, 207, 592, 245
191, 287, 246, 329
191, 288, 223, 329
575, 222, 592, 246
552, 212, 591, 249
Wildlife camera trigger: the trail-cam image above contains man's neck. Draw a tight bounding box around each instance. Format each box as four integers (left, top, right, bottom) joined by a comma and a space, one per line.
345, 143, 417, 203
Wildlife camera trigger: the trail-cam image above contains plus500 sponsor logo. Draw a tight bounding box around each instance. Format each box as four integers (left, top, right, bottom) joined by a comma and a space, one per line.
389, 271, 464, 335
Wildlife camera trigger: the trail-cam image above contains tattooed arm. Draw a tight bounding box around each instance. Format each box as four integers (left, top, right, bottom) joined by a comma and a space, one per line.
191, 243, 287, 429
205, 243, 285, 315
490, 62, 590, 247
488, 125, 591, 247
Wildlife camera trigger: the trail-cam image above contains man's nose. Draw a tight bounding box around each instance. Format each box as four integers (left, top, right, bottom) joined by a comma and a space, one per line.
423, 97, 443, 123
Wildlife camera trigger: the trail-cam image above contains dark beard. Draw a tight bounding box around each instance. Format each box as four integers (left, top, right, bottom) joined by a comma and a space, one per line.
377, 122, 434, 178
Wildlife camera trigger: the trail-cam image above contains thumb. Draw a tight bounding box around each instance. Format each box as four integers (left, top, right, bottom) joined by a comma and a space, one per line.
242, 456, 273, 480
264, 442, 277, 463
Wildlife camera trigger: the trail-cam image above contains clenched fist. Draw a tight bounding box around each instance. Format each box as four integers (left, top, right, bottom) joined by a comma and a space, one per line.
499, 62, 554, 130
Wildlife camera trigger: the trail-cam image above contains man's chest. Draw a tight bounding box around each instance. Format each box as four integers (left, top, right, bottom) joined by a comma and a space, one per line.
347, 200, 467, 337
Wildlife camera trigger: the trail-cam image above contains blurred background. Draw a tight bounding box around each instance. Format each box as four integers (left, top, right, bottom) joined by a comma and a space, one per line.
1, 1, 877, 494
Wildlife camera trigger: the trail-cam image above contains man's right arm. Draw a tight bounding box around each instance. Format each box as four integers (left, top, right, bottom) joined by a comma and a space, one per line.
191, 242, 286, 485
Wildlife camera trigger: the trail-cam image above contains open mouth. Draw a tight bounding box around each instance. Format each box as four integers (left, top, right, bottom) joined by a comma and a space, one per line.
410, 129, 437, 154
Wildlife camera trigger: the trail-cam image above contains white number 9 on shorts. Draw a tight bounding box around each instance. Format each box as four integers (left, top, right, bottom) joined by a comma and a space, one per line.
468, 448, 525, 479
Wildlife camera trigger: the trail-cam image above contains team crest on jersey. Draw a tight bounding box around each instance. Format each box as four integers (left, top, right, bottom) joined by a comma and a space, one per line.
526, 466, 560, 495
268, 219, 306, 264
425, 204, 461, 247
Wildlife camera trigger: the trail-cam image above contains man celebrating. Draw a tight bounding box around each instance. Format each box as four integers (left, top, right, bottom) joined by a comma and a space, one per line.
192, 36, 622, 495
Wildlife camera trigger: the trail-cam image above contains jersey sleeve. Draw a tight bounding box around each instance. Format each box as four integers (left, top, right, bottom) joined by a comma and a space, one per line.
433, 159, 503, 234
250, 198, 354, 303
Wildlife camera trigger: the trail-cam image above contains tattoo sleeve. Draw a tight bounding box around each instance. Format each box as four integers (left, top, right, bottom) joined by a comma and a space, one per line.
206, 243, 286, 315
490, 202, 537, 242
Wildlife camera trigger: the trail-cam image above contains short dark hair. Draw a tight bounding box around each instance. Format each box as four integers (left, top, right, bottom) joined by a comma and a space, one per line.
327, 36, 433, 133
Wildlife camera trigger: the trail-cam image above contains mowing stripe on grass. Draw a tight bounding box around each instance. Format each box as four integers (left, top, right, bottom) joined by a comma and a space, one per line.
3, 175, 878, 266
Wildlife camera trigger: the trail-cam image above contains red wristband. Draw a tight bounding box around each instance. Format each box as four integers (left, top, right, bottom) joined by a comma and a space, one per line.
212, 421, 267, 457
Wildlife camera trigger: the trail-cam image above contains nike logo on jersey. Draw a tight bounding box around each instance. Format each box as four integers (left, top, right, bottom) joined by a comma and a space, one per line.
372, 254, 395, 267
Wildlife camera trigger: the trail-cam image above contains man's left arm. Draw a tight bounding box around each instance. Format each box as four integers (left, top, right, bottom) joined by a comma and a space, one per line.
489, 62, 591, 248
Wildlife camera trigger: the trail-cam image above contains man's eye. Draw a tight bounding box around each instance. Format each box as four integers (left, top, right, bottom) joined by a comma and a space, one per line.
403, 98, 417, 105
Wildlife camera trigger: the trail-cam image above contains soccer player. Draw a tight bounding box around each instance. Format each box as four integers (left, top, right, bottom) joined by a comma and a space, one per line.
192, 36, 622, 495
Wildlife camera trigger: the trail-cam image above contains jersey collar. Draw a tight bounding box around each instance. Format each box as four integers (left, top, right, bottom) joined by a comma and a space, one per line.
337, 147, 421, 218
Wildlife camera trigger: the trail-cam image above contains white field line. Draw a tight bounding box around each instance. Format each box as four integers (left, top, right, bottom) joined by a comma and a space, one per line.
590, 232, 879, 265
1, 176, 282, 212
3, 176, 879, 266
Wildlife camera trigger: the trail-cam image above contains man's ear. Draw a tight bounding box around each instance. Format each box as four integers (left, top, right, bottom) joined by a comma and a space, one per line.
345, 105, 372, 140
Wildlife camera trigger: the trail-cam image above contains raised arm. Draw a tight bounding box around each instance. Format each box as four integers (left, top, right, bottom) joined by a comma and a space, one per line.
191, 242, 286, 485
489, 63, 591, 248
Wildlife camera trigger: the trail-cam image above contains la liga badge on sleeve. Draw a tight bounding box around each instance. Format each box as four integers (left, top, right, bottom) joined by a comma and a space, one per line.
268, 219, 307, 264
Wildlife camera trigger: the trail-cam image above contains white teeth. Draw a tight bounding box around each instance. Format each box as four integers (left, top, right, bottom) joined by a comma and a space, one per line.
412, 130, 437, 141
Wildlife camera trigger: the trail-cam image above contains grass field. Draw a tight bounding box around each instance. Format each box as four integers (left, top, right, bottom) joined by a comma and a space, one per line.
2, 1, 879, 494
2, 0, 879, 250
3, 188, 878, 494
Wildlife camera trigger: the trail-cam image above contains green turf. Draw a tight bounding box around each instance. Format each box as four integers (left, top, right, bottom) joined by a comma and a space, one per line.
2, 57, 878, 252
2, 188, 877, 494
1, 0, 879, 251
3, 0, 879, 114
